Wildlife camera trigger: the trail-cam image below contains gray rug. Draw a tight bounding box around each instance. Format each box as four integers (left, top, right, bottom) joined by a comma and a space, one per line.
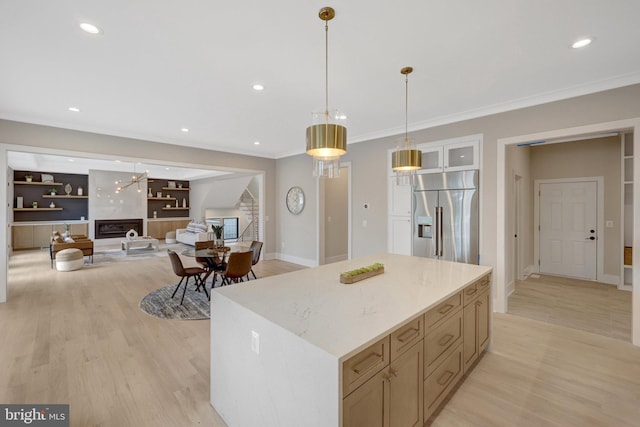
139, 283, 210, 320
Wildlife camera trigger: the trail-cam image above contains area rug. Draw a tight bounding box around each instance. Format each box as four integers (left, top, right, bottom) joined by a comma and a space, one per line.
139, 283, 210, 320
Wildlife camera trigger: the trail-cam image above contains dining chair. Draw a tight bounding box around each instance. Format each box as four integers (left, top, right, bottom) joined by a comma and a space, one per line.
167, 250, 207, 304
247, 240, 264, 280
220, 251, 253, 286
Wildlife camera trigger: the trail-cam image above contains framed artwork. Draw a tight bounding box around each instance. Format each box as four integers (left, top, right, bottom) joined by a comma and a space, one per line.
41, 173, 54, 183
167, 181, 176, 188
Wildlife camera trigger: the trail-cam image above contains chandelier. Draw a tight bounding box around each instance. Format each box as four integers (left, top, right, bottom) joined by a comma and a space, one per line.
305, 6, 347, 178
392, 66, 422, 185
115, 167, 148, 193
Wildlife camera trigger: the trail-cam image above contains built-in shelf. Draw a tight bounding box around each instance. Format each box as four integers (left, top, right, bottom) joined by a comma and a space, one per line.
13, 208, 63, 211
148, 197, 176, 201
42, 195, 88, 199
162, 187, 189, 191
14, 181, 63, 186
162, 207, 189, 211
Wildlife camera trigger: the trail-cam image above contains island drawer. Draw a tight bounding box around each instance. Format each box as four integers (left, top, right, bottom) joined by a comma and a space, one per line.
425, 291, 462, 332
424, 343, 463, 421
424, 310, 463, 377
390, 316, 424, 361
343, 336, 390, 396
463, 274, 491, 306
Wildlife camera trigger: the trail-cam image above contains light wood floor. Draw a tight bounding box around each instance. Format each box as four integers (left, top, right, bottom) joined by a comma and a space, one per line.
3, 251, 640, 426
508, 274, 632, 341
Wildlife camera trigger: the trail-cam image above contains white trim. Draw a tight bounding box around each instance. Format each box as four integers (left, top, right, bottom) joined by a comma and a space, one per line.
523, 264, 535, 278
326, 254, 348, 264
506, 280, 515, 297
274, 252, 318, 268
599, 274, 620, 286
533, 176, 604, 282
497, 118, 640, 347
0, 145, 8, 303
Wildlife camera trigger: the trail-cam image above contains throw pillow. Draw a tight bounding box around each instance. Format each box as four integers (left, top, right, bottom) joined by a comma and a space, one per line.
186, 222, 207, 234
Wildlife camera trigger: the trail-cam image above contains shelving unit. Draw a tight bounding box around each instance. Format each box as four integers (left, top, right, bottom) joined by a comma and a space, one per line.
42, 195, 88, 199
622, 133, 633, 291
13, 208, 63, 211
13, 171, 88, 222
147, 178, 190, 219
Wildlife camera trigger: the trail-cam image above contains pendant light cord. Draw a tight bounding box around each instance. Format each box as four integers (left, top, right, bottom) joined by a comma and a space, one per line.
325, 18, 329, 125
405, 71, 409, 146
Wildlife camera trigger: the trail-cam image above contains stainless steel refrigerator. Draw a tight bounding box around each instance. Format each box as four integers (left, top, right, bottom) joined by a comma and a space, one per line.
413, 170, 479, 264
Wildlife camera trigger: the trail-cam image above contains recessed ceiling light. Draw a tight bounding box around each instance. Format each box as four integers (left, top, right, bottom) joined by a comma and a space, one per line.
338, 114, 347, 120
67, 158, 75, 162
572, 38, 592, 49
80, 22, 102, 35
114, 160, 121, 163
252, 84, 264, 91
68, 107, 80, 112
254, 141, 261, 145
181, 128, 189, 133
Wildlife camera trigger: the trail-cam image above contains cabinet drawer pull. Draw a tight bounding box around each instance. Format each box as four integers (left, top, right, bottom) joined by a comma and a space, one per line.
438, 333, 454, 347
352, 352, 382, 374
438, 304, 454, 315
465, 288, 477, 296
437, 370, 454, 386
397, 327, 419, 343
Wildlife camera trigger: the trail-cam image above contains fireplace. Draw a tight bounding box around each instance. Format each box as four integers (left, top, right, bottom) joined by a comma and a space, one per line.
95, 219, 143, 239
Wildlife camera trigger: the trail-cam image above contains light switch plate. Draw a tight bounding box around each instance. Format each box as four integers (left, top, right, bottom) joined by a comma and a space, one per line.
251, 330, 260, 354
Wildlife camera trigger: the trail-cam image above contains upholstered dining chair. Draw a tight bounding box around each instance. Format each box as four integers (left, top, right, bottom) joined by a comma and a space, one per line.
220, 251, 253, 286
167, 250, 207, 304
247, 240, 263, 280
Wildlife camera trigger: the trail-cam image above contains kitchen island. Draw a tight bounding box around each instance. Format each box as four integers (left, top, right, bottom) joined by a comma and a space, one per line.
210, 253, 492, 427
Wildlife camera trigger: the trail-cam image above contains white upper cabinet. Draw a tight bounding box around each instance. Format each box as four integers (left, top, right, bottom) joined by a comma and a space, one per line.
417, 135, 481, 174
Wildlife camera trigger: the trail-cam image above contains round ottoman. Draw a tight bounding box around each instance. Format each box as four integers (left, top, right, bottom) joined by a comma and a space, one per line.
56, 248, 84, 272
165, 230, 177, 244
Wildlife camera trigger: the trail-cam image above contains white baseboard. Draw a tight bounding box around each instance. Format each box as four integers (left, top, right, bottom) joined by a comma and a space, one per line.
599, 274, 619, 286
506, 279, 515, 297
325, 254, 348, 264
272, 252, 317, 267
523, 264, 535, 279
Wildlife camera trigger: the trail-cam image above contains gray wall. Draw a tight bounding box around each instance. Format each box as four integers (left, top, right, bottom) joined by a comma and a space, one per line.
276, 83, 640, 273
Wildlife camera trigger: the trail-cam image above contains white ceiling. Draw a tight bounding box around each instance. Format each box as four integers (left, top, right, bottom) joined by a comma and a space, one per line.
1, 1, 640, 161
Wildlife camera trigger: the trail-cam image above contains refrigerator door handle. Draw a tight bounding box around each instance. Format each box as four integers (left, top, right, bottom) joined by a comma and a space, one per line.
434, 207, 440, 257
438, 206, 444, 257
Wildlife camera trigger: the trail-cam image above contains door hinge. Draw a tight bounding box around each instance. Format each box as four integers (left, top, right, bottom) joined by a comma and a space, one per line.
538, 259, 541, 266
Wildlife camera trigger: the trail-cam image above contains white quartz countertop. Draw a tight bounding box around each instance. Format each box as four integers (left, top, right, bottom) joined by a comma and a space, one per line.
213, 253, 492, 360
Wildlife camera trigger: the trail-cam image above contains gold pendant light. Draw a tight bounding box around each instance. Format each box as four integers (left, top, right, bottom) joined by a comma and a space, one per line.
392, 66, 422, 184
306, 6, 347, 178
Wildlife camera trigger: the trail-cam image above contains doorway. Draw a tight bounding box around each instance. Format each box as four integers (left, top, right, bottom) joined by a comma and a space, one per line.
496, 118, 640, 347
535, 178, 602, 281
318, 163, 351, 265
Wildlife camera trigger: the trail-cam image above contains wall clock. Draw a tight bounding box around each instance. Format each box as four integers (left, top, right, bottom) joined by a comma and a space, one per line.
286, 186, 305, 215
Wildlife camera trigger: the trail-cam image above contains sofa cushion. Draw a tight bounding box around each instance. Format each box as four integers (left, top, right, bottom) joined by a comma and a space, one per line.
186, 221, 208, 234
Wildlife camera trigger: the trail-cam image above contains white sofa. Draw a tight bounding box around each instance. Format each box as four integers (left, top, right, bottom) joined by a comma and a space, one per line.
175, 228, 210, 246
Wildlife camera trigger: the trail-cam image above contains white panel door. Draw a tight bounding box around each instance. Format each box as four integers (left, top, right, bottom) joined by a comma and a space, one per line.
539, 181, 597, 280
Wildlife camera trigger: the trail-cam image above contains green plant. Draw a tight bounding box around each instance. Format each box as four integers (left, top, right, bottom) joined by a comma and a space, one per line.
341, 263, 384, 278
49, 188, 58, 194
211, 224, 224, 239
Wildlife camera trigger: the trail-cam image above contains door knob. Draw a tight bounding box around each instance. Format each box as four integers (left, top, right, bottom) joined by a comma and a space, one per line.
585, 236, 595, 240
590, 229, 595, 233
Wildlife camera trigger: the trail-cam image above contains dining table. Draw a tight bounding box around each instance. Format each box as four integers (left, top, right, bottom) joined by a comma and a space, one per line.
181, 243, 251, 286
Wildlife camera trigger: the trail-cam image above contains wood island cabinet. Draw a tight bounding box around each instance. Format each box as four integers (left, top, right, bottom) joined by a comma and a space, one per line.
342, 273, 491, 427
462, 275, 491, 373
